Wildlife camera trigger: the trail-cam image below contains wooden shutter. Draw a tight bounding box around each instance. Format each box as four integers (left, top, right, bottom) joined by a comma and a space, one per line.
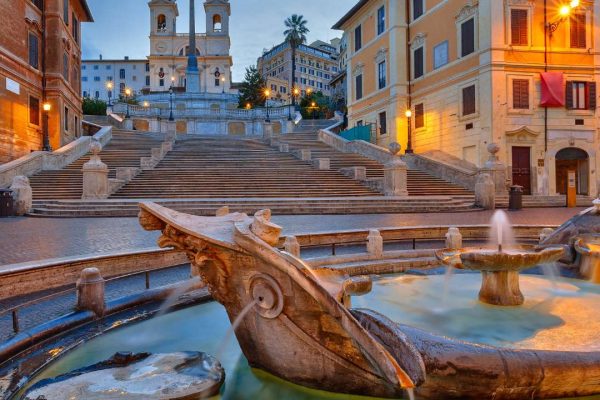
414, 47, 424, 78
28, 33, 39, 69
512, 79, 529, 109
462, 85, 476, 116
413, 0, 423, 19
510, 9, 528, 46
415, 103, 424, 128
570, 13, 586, 49
461, 19, 475, 57
356, 75, 363, 100
588, 82, 596, 110
565, 81, 574, 110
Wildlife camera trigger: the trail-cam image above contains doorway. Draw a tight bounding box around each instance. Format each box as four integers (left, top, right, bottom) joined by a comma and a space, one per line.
511, 146, 531, 195
555, 147, 589, 195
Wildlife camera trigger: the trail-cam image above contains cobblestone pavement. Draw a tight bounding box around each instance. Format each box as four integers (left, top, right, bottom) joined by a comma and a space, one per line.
0, 208, 586, 266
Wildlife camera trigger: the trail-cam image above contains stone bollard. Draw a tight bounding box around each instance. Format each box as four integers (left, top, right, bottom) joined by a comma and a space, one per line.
475, 173, 496, 210
76, 268, 105, 317
446, 227, 463, 250
279, 143, 290, 153
263, 122, 273, 140
481, 143, 507, 194
383, 143, 408, 196
539, 228, 555, 244
216, 205, 230, 216
313, 158, 330, 170
123, 118, 134, 130
285, 120, 294, 134
299, 149, 312, 161
351, 166, 367, 181
82, 141, 109, 200
167, 121, 177, 134
284, 236, 301, 257
9, 176, 32, 216
367, 229, 383, 258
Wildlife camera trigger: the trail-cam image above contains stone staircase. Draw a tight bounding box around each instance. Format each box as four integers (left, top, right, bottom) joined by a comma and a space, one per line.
29, 130, 167, 200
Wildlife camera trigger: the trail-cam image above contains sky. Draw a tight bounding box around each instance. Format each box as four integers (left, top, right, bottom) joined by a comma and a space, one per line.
82, 0, 357, 81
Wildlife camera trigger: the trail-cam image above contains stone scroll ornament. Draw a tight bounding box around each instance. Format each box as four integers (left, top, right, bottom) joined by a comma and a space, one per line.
139, 202, 600, 399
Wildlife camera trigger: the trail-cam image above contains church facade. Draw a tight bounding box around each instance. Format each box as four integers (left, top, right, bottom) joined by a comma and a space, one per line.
147, 0, 233, 94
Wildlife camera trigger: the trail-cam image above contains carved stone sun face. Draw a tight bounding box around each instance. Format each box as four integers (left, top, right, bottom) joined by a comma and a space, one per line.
155, 41, 168, 53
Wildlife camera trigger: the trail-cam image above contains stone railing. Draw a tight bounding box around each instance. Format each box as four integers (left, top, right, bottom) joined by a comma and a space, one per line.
0, 125, 112, 188
318, 124, 393, 164
403, 151, 478, 191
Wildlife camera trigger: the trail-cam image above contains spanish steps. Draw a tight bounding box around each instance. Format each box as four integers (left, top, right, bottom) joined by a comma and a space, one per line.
28, 120, 479, 216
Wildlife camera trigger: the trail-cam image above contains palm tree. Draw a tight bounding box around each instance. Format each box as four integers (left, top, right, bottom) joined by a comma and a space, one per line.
284, 14, 309, 109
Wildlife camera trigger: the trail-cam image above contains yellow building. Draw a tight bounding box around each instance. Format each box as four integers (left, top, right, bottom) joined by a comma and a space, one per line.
334, 0, 599, 197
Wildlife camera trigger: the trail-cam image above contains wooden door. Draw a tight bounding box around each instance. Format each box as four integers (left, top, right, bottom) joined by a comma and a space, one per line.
511, 146, 531, 195
556, 160, 578, 195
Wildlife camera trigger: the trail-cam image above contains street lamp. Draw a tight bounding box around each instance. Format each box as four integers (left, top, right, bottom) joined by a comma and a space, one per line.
42, 102, 52, 151
106, 81, 113, 106
311, 101, 318, 120
264, 89, 271, 122
169, 87, 174, 121
221, 76, 225, 94
548, 2, 579, 36
124, 88, 132, 119
405, 109, 413, 154
289, 86, 300, 121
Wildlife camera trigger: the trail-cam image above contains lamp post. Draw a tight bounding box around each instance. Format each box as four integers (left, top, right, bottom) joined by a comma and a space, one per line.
289, 87, 299, 121
221, 76, 225, 94
106, 81, 113, 107
405, 109, 413, 154
42, 102, 52, 151
124, 88, 132, 119
264, 89, 271, 122
169, 87, 174, 121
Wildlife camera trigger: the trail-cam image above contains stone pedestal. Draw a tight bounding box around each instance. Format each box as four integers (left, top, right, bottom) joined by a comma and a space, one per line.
9, 176, 32, 216
286, 120, 294, 134
313, 158, 330, 170
341, 167, 367, 181
475, 173, 495, 210
299, 149, 312, 161
76, 268, 105, 317
483, 143, 507, 194
284, 236, 301, 257
123, 118, 133, 130
383, 159, 409, 196
186, 70, 201, 93
167, 121, 177, 134
367, 230, 383, 257
82, 141, 109, 200
445, 227, 463, 250
263, 122, 273, 140
479, 270, 524, 306
279, 144, 290, 153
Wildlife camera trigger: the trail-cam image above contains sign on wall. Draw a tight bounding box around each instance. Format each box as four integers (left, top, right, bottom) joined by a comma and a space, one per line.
5, 78, 20, 95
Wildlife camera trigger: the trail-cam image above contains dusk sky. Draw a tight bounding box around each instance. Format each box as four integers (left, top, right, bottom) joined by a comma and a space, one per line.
82, 0, 357, 81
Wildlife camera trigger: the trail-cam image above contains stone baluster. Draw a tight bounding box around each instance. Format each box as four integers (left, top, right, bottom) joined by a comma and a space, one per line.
479, 143, 507, 194
475, 173, 495, 210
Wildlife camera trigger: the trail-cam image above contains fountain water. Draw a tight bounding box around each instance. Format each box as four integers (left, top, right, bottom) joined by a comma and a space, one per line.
489, 210, 516, 253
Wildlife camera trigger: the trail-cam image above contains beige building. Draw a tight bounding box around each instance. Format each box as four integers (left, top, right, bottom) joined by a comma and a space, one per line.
334, 0, 600, 197
257, 40, 341, 98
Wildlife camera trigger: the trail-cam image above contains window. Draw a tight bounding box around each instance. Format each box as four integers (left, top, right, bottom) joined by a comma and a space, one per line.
213, 14, 222, 32
378, 60, 386, 89
462, 85, 476, 116
413, 47, 424, 79
82, 65, 86, 70
570, 13, 586, 49
566, 81, 596, 110
354, 25, 362, 52
512, 79, 529, 109
64, 107, 69, 131
377, 6, 385, 35
460, 18, 475, 57
82, 76, 88, 82
75, 116, 79, 137
510, 9, 528, 46
413, 0, 424, 20
72, 13, 79, 44
83, 91, 88, 97
145, 63, 150, 72
132, 76, 137, 82
379, 112, 387, 135
32, 0, 43, 11
62, 52, 69, 80
29, 96, 40, 126
94, 76, 100, 81
106, 65, 111, 70
146, 76, 150, 86
95, 91, 99, 99
157, 14, 167, 32
415, 103, 424, 128
106, 76, 113, 81
119, 69, 126, 79
357, 120, 363, 126
433, 41, 448, 69
63, 0, 69, 25
28, 33, 39, 69
355, 74, 363, 100
159, 79, 164, 87
93, 65, 99, 70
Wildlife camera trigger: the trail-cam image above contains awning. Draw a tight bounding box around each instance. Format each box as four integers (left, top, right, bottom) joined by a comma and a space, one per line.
540, 72, 564, 107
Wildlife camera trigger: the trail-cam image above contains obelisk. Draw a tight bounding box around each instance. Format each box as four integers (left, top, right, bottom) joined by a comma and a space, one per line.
185, 0, 200, 93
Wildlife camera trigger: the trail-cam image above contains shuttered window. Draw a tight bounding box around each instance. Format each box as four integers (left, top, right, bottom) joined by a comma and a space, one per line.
413, 0, 424, 20
28, 33, 39, 69
29, 96, 40, 126
414, 47, 424, 79
512, 79, 529, 109
510, 9, 528, 46
354, 25, 362, 52
461, 18, 475, 57
379, 112, 387, 135
62, 53, 69, 80
63, 0, 69, 25
415, 103, 425, 128
462, 85, 476, 116
570, 13, 586, 49
355, 74, 363, 100
566, 81, 596, 110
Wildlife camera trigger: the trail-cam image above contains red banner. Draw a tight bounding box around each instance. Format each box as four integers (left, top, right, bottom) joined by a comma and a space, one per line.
540, 72, 564, 107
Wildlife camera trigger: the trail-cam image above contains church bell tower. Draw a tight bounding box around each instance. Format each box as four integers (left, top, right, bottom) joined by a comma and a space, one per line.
204, 0, 230, 36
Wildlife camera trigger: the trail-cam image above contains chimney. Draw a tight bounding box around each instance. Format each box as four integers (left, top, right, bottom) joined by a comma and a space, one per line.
125, 56, 129, 61
99, 54, 103, 60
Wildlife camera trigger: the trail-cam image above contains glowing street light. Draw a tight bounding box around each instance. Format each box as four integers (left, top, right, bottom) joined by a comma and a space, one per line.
406, 108, 413, 154
405, 109, 412, 118
570, 0, 580, 8
106, 81, 114, 106
559, 5, 571, 16
42, 102, 52, 151
264, 88, 271, 122
124, 88, 132, 119
221, 76, 225, 93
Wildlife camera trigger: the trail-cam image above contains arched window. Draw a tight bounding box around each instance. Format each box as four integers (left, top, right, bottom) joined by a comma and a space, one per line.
213, 14, 222, 32
179, 46, 200, 56
157, 14, 167, 32
119, 82, 126, 95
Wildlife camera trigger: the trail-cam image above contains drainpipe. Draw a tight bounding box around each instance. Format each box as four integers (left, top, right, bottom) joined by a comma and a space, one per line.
405, 0, 413, 153
544, 0, 548, 153
41, 1, 51, 151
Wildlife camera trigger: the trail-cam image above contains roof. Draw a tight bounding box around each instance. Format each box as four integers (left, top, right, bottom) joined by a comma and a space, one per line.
332, 0, 370, 30
82, 59, 147, 63
79, 0, 94, 22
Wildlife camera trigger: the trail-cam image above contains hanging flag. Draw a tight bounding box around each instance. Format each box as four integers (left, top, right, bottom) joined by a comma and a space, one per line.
540, 72, 564, 107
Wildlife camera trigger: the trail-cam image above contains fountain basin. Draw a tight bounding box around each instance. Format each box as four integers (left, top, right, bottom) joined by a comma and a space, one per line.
436, 245, 564, 306
574, 234, 600, 283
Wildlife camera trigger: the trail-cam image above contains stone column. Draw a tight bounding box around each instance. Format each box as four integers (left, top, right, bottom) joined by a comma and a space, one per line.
263, 122, 273, 140
9, 176, 32, 216
475, 173, 495, 210
383, 143, 409, 197
76, 268, 105, 317
480, 143, 507, 194
185, 0, 200, 93
82, 141, 109, 200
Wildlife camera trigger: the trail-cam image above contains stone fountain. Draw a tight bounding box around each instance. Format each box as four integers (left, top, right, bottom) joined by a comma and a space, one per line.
134, 202, 600, 399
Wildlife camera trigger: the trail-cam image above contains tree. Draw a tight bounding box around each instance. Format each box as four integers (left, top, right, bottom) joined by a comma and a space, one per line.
82, 98, 107, 116
284, 14, 309, 108
238, 65, 267, 108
